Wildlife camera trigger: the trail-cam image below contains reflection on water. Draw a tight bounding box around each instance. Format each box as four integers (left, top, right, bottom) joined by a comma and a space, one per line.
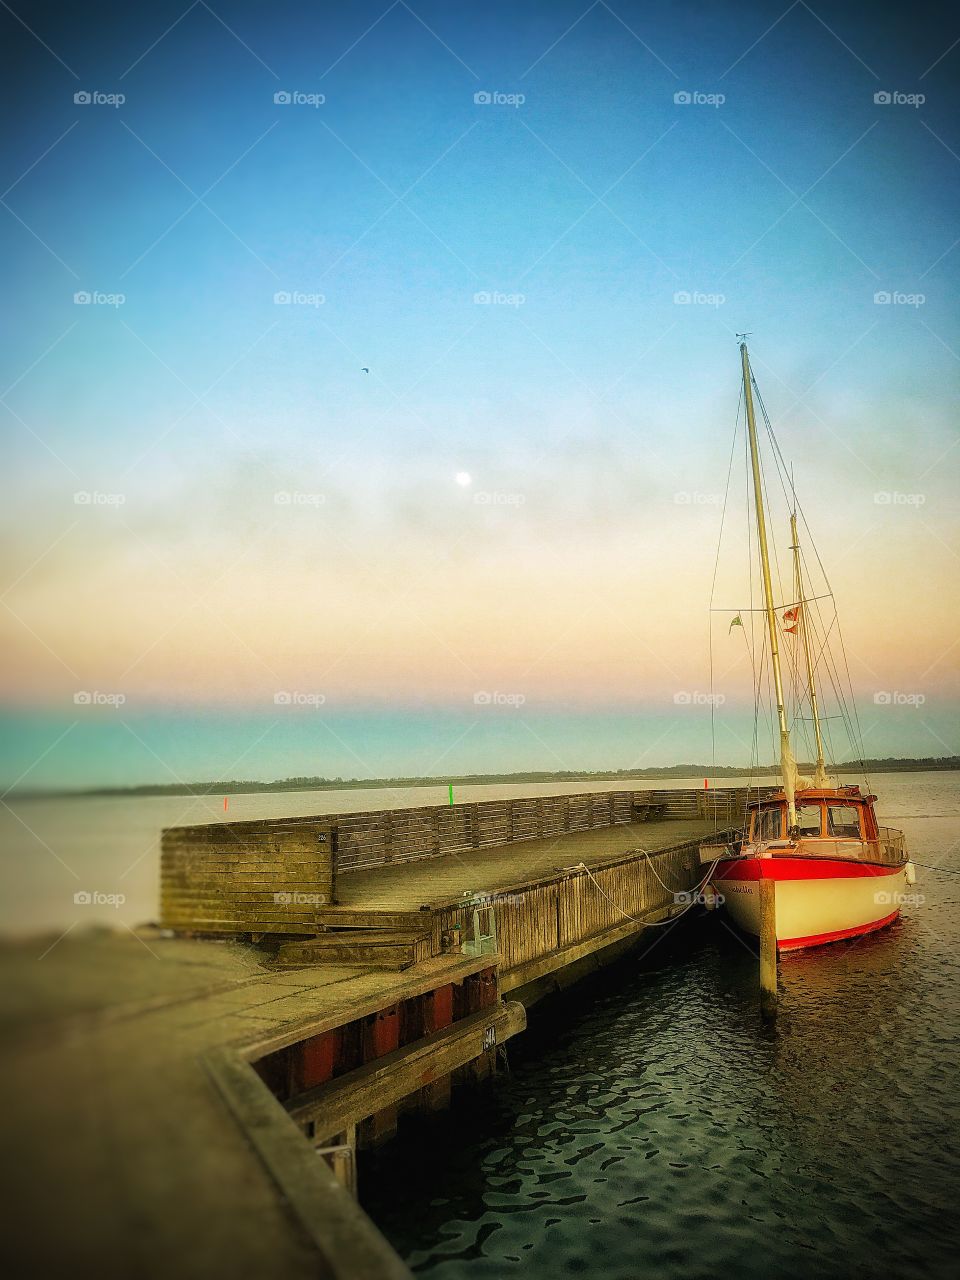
362, 781, 960, 1280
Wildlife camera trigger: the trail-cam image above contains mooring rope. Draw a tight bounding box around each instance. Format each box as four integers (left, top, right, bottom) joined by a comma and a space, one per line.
563, 855, 723, 927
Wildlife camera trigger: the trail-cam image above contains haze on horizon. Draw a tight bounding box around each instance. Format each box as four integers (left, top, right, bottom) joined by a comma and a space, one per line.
2, 0, 958, 791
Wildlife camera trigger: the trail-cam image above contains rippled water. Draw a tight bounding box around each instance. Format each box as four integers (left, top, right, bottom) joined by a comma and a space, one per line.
362, 775, 960, 1279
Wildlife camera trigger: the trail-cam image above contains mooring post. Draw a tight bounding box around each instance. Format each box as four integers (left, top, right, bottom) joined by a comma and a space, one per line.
759, 874, 778, 1019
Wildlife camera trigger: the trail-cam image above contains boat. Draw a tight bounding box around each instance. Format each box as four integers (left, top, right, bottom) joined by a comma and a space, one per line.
703, 341, 912, 951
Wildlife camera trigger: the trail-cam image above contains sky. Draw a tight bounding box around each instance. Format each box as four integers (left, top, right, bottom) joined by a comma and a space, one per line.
1, 0, 958, 789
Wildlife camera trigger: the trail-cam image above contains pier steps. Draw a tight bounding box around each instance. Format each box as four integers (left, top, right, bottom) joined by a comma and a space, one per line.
277, 928, 433, 970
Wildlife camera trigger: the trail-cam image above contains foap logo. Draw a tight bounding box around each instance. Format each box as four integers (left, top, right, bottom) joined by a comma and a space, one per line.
875, 889, 925, 906
674, 889, 724, 906
474, 491, 525, 506
74, 691, 126, 707
873, 291, 925, 307
674, 491, 721, 505
873, 491, 925, 506
873, 691, 926, 706
274, 490, 325, 506
674, 90, 725, 107
74, 890, 126, 908
74, 491, 126, 506
874, 91, 924, 108
473, 290, 525, 307
74, 90, 125, 108
674, 691, 726, 706
274, 290, 325, 307
473, 90, 525, 107
465, 891, 527, 907
474, 691, 526, 707
273, 691, 326, 707
274, 891, 325, 905
274, 90, 325, 107
74, 291, 126, 307
673, 290, 725, 307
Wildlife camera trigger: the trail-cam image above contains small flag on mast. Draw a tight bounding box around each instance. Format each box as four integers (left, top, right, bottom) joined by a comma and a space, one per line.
782, 606, 799, 634
729, 614, 743, 633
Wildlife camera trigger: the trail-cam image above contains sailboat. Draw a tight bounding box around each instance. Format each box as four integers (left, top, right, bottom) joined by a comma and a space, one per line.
705, 341, 912, 951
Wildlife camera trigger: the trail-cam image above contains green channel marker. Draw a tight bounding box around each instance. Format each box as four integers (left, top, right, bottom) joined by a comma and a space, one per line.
448, 783, 454, 806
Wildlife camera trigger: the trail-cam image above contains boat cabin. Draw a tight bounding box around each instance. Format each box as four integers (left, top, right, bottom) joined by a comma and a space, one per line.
747, 786, 879, 843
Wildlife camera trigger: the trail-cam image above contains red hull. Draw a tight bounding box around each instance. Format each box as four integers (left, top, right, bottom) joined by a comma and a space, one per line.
778, 908, 900, 951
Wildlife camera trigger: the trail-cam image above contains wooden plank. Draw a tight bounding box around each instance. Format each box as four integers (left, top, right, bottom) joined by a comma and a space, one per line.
204, 1047, 413, 1280
277, 938, 430, 971
759, 877, 778, 1020
316, 908, 433, 930
286, 1002, 526, 1136
501, 903, 683, 993
235, 954, 504, 1060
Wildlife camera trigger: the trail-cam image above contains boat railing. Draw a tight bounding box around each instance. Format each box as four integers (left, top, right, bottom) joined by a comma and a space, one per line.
877, 826, 906, 863
792, 834, 906, 865
698, 830, 907, 867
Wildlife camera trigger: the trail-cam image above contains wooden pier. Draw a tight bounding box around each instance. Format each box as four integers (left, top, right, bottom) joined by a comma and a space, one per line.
1, 786, 760, 1279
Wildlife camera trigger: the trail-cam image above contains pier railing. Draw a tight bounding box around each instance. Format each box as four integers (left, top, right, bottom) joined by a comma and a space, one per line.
334, 787, 771, 872
336, 792, 637, 872
160, 787, 764, 936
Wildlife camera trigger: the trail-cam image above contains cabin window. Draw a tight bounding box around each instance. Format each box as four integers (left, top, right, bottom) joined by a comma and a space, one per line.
827, 805, 862, 838
796, 805, 823, 837
755, 807, 783, 842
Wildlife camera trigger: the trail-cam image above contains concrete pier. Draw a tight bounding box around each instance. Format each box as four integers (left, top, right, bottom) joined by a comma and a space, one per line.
1, 786, 751, 1278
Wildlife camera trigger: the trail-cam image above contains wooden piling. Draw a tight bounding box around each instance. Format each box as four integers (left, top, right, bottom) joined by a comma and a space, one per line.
758, 874, 778, 1019
358, 1105, 398, 1150
419, 1074, 452, 1113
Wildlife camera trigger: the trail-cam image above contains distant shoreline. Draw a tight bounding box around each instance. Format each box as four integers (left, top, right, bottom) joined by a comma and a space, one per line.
9, 757, 959, 800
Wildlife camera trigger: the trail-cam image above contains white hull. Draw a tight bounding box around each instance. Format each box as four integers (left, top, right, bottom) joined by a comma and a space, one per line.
715, 860, 907, 950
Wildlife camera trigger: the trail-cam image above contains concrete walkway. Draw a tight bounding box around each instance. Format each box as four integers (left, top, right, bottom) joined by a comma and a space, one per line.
0, 930, 409, 1278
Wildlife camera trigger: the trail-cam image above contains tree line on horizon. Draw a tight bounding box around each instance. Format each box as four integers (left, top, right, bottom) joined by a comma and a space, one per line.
17, 756, 960, 798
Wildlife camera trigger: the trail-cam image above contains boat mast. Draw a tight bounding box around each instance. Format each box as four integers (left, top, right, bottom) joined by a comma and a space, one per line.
740, 341, 797, 831
790, 512, 829, 787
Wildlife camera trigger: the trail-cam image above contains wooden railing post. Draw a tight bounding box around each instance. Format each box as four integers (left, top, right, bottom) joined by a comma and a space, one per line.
382, 810, 393, 865
759, 875, 778, 1020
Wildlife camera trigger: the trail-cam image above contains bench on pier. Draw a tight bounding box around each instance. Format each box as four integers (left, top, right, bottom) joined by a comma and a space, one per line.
632, 800, 667, 821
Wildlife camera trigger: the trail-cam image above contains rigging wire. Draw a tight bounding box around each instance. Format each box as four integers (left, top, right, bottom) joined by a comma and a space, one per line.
750, 376, 871, 788
753, 379, 870, 784
709, 381, 743, 786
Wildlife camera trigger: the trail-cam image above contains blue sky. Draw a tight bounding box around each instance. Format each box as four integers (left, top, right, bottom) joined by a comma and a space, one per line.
1, 0, 958, 787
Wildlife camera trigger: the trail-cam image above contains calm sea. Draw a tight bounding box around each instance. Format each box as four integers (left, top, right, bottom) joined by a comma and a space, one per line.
2, 772, 957, 1276
358, 772, 960, 1280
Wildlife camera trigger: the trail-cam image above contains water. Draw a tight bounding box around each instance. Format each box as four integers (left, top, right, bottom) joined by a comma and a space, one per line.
0, 774, 748, 935
361, 773, 960, 1280
3, 771, 957, 1276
